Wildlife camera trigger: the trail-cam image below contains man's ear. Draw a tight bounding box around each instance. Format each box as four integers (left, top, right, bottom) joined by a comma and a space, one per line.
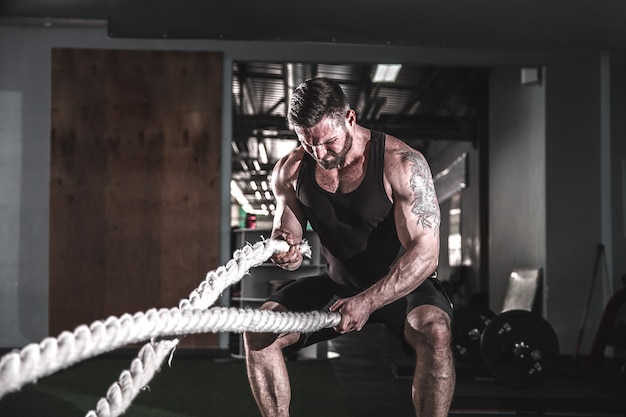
346, 109, 357, 126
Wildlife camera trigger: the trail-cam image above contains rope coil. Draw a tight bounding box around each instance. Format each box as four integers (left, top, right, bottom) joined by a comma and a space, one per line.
0, 238, 335, 417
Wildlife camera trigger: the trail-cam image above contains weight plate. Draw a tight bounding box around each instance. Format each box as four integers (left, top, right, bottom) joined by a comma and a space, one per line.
451, 305, 496, 366
481, 309, 560, 388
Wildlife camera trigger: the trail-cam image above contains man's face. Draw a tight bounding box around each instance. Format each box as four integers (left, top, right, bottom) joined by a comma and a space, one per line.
295, 116, 353, 170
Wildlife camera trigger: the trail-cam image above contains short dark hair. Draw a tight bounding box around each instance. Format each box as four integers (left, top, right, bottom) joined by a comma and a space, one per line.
287, 77, 350, 128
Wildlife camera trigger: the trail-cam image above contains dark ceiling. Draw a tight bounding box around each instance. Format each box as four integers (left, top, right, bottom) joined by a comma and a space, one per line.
2, 0, 626, 49
108, 1, 626, 52
3, 0, 623, 215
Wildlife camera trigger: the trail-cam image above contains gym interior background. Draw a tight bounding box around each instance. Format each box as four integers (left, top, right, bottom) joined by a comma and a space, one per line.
1, 1, 625, 415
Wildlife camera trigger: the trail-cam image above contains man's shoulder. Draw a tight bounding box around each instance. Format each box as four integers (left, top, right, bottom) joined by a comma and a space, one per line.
383, 134, 425, 165
275, 146, 305, 179
382, 134, 432, 193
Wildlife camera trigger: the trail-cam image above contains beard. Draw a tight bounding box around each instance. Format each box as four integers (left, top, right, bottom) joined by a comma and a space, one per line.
317, 130, 353, 170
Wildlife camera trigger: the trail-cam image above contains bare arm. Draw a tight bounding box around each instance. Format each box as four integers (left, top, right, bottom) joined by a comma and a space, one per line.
331, 141, 440, 332
364, 146, 440, 308
269, 150, 308, 270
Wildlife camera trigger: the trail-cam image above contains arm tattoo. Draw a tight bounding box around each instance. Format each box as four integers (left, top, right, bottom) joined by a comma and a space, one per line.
401, 150, 440, 233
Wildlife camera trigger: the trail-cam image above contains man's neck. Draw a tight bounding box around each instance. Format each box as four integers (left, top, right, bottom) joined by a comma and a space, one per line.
340, 125, 369, 169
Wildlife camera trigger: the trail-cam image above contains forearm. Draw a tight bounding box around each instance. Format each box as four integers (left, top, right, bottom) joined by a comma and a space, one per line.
359, 247, 438, 311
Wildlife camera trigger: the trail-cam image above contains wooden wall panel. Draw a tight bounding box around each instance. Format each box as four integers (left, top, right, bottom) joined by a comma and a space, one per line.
50, 48, 223, 347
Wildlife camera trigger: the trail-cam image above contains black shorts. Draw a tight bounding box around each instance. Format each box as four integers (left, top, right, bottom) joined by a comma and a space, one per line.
266, 272, 453, 354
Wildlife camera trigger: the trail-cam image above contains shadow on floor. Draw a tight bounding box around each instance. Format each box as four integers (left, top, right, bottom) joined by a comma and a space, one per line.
328, 325, 625, 417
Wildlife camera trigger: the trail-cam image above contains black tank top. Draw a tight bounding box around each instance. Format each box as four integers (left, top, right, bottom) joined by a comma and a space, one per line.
296, 130, 403, 291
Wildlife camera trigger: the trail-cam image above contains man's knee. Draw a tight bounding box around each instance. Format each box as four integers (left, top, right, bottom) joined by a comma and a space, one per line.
404, 306, 452, 353
244, 330, 277, 352
244, 301, 301, 353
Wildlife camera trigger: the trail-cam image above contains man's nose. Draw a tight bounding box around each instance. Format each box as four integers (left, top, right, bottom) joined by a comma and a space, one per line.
313, 145, 327, 160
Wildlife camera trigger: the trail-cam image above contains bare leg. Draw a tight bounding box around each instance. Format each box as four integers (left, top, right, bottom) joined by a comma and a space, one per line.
244, 302, 301, 417
404, 305, 455, 417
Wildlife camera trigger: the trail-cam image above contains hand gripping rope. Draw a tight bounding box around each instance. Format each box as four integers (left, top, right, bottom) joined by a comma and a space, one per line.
0, 238, 341, 417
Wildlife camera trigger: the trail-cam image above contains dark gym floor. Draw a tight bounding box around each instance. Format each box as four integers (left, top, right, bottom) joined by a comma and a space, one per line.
326, 324, 626, 417
1, 325, 624, 417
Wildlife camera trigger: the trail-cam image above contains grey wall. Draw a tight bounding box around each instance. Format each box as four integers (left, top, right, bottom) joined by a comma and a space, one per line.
0, 22, 623, 354
545, 61, 608, 354
488, 67, 546, 313
609, 50, 626, 293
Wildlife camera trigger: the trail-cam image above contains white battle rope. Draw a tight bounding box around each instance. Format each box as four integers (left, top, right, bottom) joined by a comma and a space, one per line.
0, 238, 340, 417
84, 237, 312, 417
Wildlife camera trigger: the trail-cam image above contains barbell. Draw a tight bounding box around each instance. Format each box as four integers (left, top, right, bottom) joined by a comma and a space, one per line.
452, 305, 560, 388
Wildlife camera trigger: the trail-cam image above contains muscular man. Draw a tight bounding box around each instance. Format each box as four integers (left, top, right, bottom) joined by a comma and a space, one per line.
244, 77, 455, 417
